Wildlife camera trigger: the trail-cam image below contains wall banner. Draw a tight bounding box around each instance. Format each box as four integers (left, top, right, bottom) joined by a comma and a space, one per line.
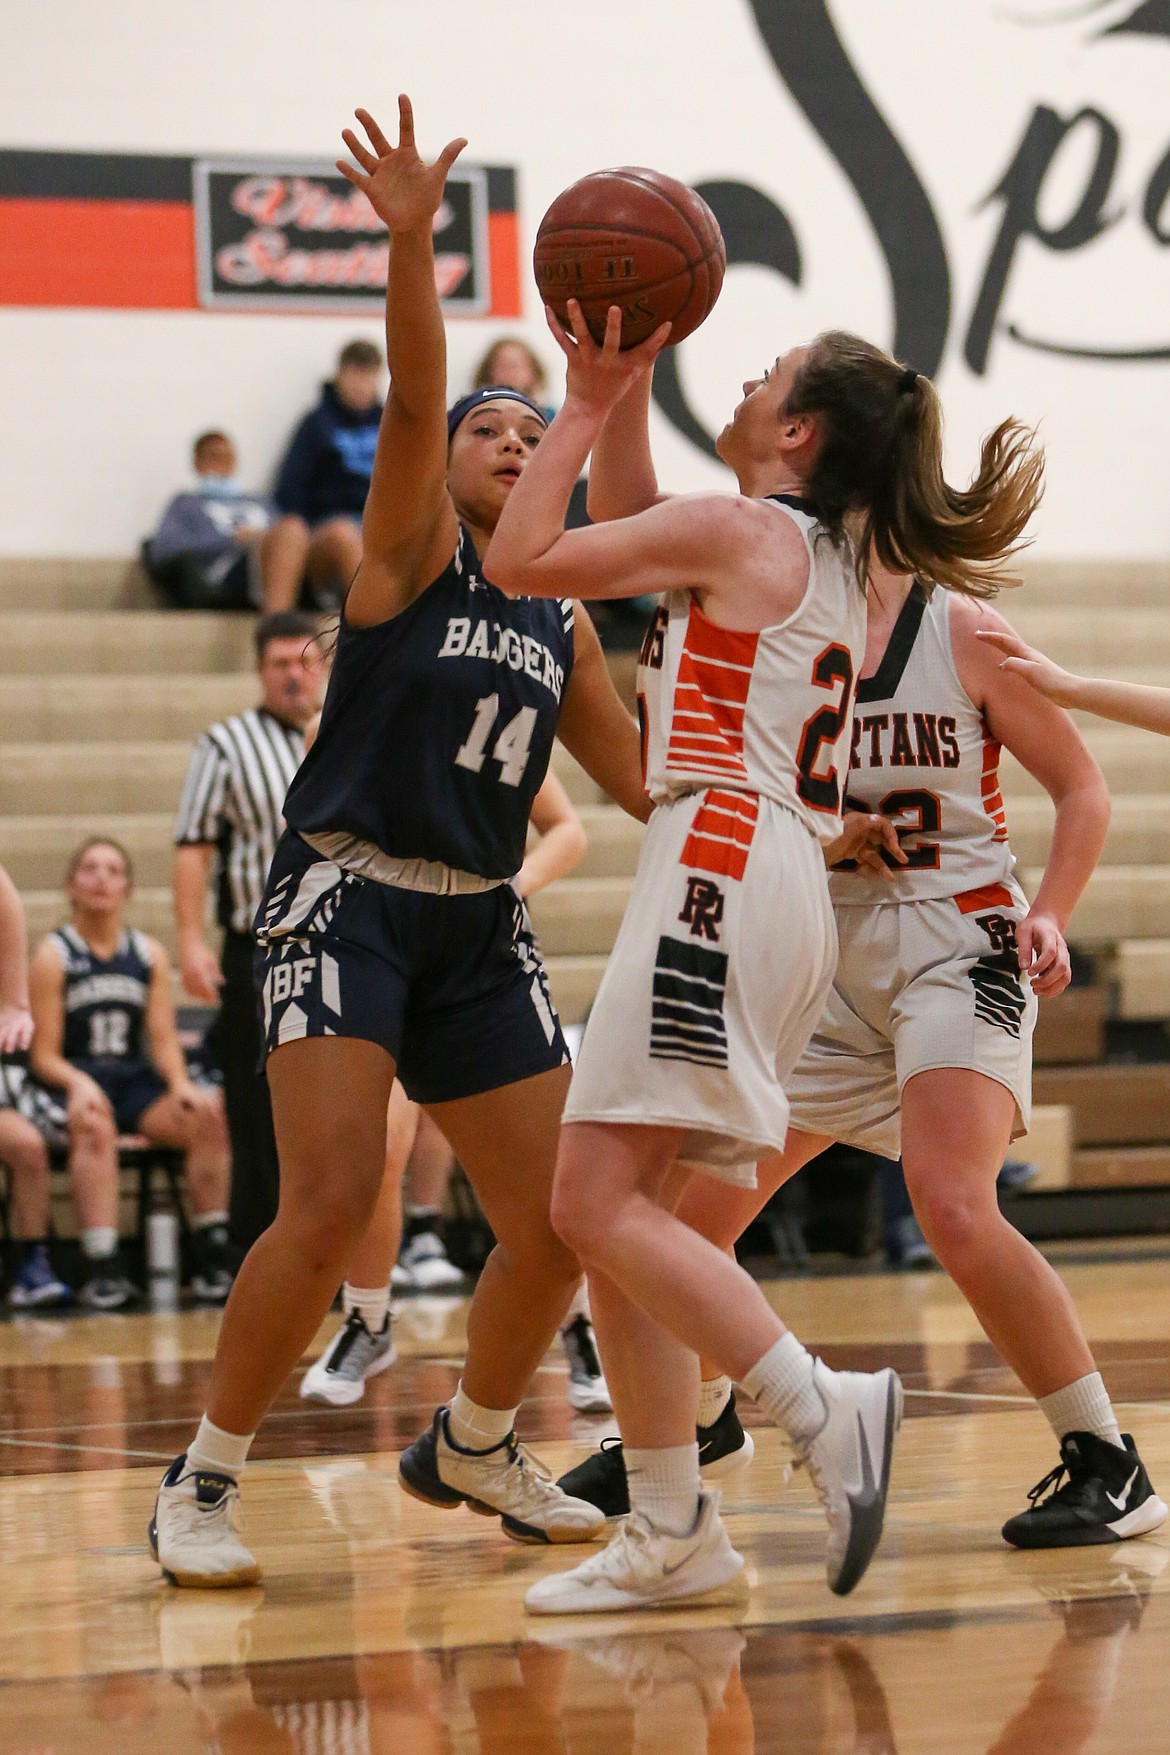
193, 158, 490, 314
0, 149, 519, 317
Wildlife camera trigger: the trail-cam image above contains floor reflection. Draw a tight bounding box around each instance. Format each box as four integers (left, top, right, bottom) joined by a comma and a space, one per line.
5, 1565, 1169, 1754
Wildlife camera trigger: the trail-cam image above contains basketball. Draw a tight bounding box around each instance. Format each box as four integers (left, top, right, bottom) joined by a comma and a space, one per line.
533, 167, 726, 349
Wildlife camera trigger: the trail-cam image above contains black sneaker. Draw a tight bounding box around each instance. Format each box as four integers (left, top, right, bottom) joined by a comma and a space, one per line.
399, 1407, 603, 1543
556, 1392, 755, 1518
78, 1252, 139, 1312
1002, 1432, 1168, 1549
699, 1391, 756, 1479
189, 1223, 235, 1305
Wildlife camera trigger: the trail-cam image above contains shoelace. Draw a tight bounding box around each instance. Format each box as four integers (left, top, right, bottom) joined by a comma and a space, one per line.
579, 1513, 657, 1582
1026, 1459, 1076, 1507
327, 1312, 374, 1372
169, 1473, 245, 1546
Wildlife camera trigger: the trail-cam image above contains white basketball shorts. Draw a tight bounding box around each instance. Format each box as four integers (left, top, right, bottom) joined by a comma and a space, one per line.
785, 879, 1037, 1160
564, 788, 837, 1184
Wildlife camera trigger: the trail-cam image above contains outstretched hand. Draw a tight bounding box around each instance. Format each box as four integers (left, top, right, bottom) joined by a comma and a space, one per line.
975, 627, 1077, 708
337, 96, 466, 235
547, 299, 672, 417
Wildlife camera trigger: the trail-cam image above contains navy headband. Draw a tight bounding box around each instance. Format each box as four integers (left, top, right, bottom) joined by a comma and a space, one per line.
447, 386, 549, 440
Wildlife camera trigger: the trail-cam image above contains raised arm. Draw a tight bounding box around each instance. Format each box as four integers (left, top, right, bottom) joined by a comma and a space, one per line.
336, 98, 467, 627
978, 626, 1170, 736
586, 363, 667, 522
516, 771, 588, 898
486, 303, 746, 603
959, 604, 1110, 995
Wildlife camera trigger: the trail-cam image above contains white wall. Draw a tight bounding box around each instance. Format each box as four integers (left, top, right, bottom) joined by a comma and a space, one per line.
1, 0, 1168, 556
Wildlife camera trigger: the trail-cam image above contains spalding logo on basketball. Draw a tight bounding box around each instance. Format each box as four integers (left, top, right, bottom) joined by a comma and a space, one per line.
533, 168, 726, 349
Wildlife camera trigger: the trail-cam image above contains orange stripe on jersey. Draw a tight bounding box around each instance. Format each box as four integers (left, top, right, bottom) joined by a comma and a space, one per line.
954, 881, 1014, 915
682, 789, 759, 880
666, 604, 759, 784
980, 735, 1009, 843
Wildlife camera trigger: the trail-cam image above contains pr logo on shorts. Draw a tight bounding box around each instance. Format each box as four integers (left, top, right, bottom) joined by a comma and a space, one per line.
679, 876, 725, 942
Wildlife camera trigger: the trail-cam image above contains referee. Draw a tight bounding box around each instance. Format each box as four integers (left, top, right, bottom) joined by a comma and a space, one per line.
173, 612, 325, 1252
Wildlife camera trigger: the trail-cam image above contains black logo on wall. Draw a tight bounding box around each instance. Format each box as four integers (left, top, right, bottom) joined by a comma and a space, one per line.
193, 158, 490, 313
653, 0, 1170, 458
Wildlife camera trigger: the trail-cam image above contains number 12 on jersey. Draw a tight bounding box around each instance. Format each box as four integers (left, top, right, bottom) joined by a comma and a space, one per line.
455, 695, 537, 787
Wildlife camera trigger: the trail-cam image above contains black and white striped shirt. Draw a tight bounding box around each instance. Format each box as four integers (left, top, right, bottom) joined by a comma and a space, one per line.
174, 708, 304, 933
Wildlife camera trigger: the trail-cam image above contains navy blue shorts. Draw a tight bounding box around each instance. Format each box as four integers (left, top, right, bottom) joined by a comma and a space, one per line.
84, 1063, 169, 1134
254, 832, 570, 1105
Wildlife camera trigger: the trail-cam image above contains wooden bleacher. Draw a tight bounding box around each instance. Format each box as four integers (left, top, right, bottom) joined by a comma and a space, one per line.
1, 555, 1169, 1234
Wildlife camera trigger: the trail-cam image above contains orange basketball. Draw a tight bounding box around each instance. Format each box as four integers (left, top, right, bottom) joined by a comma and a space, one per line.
533, 167, 725, 349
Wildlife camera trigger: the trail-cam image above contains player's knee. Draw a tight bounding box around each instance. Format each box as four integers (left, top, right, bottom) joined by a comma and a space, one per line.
549, 1176, 605, 1266
75, 1108, 116, 1151
910, 1184, 989, 1257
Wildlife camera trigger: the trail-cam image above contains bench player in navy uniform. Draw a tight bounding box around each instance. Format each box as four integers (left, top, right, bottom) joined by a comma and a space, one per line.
28, 838, 234, 1307
150, 97, 651, 1587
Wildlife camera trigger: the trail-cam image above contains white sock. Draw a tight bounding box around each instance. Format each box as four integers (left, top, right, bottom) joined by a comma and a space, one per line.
186, 1414, 254, 1481
343, 1282, 390, 1333
697, 1375, 732, 1430
742, 1332, 828, 1443
562, 1280, 591, 1326
1039, 1373, 1124, 1450
625, 1444, 702, 1537
192, 1210, 229, 1232
447, 1381, 518, 1452
82, 1226, 118, 1260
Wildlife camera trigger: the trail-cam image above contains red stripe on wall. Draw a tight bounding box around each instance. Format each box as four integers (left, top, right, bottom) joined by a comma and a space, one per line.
488, 210, 522, 318
0, 198, 196, 308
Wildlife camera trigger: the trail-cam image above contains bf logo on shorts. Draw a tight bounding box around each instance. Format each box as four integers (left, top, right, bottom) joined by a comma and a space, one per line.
263, 948, 342, 1047
269, 957, 315, 1006
679, 876, 725, 943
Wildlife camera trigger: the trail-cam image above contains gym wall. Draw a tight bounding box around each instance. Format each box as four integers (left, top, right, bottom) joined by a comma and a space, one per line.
1, 0, 1168, 559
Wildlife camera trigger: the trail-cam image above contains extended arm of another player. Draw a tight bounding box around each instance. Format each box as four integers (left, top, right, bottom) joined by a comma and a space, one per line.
517, 771, 589, 898
978, 626, 1170, 735
144, 941, 196, 1096
173, 844, 222, 1004
557, 609, 653, 823
0, 863, 33, 1052
967, 610, 1110, 994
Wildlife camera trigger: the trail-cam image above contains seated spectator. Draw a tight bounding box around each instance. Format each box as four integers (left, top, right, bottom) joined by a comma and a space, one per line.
0, 860, 72, 1307
28, 839, 235, 1307
146, 431, 278, 610
265, 338, 385, 613
472, 336, 554, 418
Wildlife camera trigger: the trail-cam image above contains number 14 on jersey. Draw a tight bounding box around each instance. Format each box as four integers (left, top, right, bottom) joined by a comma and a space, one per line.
455, 694, 538, 787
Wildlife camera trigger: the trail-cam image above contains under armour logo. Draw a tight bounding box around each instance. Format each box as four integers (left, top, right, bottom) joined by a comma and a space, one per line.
679, 876, 725, 942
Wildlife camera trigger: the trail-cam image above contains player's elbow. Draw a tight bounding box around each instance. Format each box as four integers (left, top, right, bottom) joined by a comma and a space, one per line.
482, 542, 525, 598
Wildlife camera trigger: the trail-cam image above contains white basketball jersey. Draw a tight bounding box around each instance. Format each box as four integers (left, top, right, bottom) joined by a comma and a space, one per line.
830, 582, 1016, 905
636, 496, 866, 845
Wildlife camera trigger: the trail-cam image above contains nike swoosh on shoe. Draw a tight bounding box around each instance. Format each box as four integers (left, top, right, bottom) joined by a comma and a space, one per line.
1107, 1467, 1140, 1513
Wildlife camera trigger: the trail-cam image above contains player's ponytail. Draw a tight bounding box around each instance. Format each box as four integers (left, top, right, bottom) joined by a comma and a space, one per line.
785, 331, 1044, 598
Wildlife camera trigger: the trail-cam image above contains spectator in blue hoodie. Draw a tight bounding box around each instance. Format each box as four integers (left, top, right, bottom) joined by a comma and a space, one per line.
266, 337, 385, 611
147, 431, 279, 610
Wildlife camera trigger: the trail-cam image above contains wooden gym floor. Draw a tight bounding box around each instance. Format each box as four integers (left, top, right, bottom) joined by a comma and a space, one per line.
3, 1245, 1170, 1753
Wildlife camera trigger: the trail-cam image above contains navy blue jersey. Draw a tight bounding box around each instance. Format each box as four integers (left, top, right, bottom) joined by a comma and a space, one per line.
284, 529, 576, 880
50, 925, 154, 1070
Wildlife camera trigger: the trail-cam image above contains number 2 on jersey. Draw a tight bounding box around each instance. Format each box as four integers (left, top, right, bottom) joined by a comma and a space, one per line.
455, 694, 537, 788
796, 645, 855, 813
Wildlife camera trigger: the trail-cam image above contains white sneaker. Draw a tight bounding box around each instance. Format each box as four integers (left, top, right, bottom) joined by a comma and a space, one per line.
149, 1455, 261, 1588
398, 1227, 465, 1292
792, 1362, 903, 1596
300, 1311, 396, 1406
525, 1490, 747, 1614
561, 1312, 613, 1413
399, 1407, 606, 1544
